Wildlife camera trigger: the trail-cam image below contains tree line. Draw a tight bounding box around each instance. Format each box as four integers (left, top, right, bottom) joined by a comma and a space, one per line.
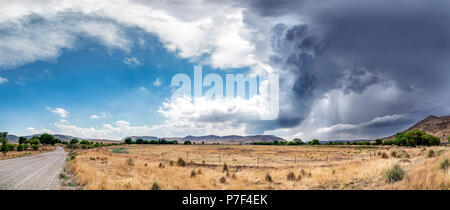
252, 129, 442, 147
0, 132, 122, 153
124, 137, 178, 145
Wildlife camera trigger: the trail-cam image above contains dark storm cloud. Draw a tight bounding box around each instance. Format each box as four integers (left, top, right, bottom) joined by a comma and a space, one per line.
243, 0, 450, 134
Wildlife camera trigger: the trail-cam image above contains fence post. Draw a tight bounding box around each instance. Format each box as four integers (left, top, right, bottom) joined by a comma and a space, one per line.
257, 155, 259, 165
219, 155, 221, 165
294, 156, 296, 164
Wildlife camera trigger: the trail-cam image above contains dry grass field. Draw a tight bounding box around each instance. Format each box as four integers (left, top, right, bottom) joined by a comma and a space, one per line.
68, 144, 450, 190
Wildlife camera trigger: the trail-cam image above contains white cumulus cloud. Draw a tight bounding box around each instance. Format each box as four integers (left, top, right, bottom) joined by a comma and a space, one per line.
46, 106, 69, 118
153, 78, 162, 86
0, 77, 7, 84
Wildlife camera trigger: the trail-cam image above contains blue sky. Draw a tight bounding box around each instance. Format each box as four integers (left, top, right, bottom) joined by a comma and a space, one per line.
1, 0, 449, 141
0, 29, 251, 138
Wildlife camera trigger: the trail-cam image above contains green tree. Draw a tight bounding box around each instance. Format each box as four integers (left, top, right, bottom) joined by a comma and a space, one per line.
28, 138, 40, 145
69, 138, 79, 144
136, 139, 144, 144
1, 132, 8, 153
292, 138, 305, 145
39, 133, 56, 145
375, 139, 383, 145
124, 137, 133, 144
309, 139, 321, 145
17, 144, 24, 151
18, 136, 27, 144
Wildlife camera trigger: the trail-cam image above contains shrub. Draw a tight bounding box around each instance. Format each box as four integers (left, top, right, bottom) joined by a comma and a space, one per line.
265, 173, 272, 182
16, 144, 24, 151
59, 173, 69, 180
31, 144, 39, 151
231, 173, 236, 179
390, 151, 397, 158
223, 163, 229, 173
383, 164, 405, 183
70, 153, 76, 160
427, 149, 435, 158
380, 151, 389, 159
23, 144, 29, 150
190, 170, 197, 177
151, 182, 161, 190
126, 158, 134, 166
439, 159, 449, 171
177, 158, 186, 166
287, 172, 296, 181
219, 177, 226, 183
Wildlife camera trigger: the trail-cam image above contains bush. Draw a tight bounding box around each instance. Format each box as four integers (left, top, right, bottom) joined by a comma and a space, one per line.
190, 170, 197, 177
31, 144, 39, 151
287, 172, 296, 181
177, 158, 186, 166
126, 158, 134, 166
17, 144, 24, 151
383, 164, 405, 183
380, 151, 389, 159
265, 174, 272, 182
223, 163, 229, 173
439, 159, 449, 171
151, 182, 161, 190
390, 151, 397, 158
427, 149, 435, 158
219, 177, 226, 184
70, 152, 76, 160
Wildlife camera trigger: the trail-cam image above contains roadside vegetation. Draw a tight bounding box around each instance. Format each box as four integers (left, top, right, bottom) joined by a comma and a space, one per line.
0, 132, 121, 160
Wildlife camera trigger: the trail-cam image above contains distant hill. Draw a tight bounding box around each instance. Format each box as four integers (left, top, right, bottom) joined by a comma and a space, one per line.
179, 135, 285, 144
383, 115, 450, 142
127, 135, 286, 144
6, 133, 118, 143
123, 136, 159, 141
6, 133, 284, 144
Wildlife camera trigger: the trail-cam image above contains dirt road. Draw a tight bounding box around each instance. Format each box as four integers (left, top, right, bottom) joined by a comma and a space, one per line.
0, 146, 67, 190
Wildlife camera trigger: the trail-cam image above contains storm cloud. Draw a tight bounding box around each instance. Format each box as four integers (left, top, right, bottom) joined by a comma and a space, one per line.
243, 0, 450, 137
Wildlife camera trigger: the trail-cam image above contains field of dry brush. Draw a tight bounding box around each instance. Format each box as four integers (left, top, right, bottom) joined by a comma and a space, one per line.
68, 145, 449, 190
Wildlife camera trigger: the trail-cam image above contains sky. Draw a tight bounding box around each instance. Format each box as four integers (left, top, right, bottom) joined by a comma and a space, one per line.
1, 0, 450, 141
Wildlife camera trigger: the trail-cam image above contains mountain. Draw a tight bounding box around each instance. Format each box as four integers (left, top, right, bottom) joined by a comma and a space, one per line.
384, 115, 450, 142
179, 135, 285, 144
6, 133, 118, 143
123, 136, 159, 141
127, 135, 285, 144
6, 133, 284, 144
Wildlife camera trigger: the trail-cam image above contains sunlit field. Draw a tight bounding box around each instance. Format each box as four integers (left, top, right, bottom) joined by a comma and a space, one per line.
68, 145, 450, 190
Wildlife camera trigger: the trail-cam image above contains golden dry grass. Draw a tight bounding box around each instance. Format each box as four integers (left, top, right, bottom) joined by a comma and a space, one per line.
68, 145, 450, 190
